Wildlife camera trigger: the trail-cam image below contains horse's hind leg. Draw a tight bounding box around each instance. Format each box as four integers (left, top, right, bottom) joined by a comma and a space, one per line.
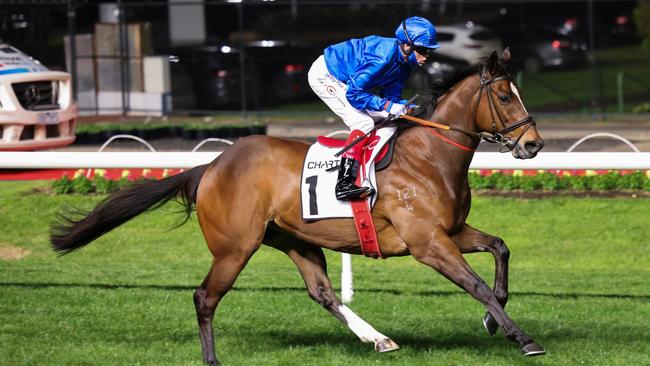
193, 232, 262, 365
451, 224, 509, 336
409, 225, 544, 356
266, 236, 399, 352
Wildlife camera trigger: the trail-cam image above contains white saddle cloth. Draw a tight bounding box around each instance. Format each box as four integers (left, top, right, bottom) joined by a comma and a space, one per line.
300, 127, 396, 220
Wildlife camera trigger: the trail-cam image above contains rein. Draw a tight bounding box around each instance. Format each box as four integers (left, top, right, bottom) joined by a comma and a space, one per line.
402, 64, 536, 153
400, 114, 476, 152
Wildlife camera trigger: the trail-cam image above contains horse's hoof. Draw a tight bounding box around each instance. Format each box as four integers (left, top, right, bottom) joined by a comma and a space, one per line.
204, 356, 220, 366
375, 338, 400, 353
482, 312, 499, 336
521, 342, 546, 357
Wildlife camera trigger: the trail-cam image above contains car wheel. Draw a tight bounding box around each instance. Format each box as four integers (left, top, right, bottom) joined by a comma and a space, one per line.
524, 57, 542, 74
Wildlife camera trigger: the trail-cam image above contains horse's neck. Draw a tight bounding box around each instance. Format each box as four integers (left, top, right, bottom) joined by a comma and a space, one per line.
394, 75, 480, 186
392, 76, 480, 200
431, 76, 479, 143
423, 76, 479, 171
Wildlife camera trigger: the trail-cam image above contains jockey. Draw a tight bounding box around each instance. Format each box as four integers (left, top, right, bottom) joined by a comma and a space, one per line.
308, 16, 440, 201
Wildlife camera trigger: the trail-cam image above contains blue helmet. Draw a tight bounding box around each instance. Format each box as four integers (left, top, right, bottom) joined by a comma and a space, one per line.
395, 16, 440, 50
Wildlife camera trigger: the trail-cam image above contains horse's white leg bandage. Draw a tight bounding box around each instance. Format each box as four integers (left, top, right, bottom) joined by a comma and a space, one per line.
337, 305, 388, 343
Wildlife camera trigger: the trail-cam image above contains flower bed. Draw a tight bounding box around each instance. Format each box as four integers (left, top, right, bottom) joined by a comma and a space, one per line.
50, 169, 650, 195
469, 170, 650, 191
51, 168, 184, 194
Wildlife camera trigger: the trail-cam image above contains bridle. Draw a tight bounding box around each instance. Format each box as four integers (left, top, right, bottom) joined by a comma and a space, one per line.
472, 64, 536, 152
409, 63, 537, 153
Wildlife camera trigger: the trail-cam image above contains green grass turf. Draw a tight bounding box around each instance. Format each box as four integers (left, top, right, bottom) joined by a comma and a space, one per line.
1, 181, 649, 365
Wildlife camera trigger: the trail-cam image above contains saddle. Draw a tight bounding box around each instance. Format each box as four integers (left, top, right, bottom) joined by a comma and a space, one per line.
315, 134, 396, 172
300, 127, 398, 258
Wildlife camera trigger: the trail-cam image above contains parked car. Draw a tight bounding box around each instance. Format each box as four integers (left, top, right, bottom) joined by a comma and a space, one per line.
528, 16, 590, 46
495, 26, 587, 74
407, 52, 469, 91
605, 13, 639, 45
434, 22, 503, 64
0, 43, 78, 150
169, 40, 318, 110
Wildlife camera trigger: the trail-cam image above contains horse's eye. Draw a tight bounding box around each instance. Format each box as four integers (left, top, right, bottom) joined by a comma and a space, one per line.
499, 94, 511, 104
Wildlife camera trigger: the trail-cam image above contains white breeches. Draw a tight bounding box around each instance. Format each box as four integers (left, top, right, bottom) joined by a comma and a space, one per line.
308, 55, 389, 133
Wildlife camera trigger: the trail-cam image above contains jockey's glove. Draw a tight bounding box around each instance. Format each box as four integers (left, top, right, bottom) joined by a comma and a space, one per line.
385, 102, 408, 117
406, 104, 418, 114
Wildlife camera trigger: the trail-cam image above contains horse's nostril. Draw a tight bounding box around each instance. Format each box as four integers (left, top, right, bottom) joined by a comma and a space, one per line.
525, 141, 543, 154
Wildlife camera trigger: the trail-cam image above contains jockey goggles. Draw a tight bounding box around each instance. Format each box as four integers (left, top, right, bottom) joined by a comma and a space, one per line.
413, 45, 436, 58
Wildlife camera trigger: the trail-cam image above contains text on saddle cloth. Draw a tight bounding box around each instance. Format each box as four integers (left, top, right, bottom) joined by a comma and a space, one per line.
300, 127, 397, 221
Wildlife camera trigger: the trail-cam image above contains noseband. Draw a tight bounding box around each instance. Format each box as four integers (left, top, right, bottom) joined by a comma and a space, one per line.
473, 64, 536, 152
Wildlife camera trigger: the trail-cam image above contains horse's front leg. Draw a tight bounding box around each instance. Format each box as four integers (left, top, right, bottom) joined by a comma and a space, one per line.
405, 224, 544, 356
451, 224, 509, 336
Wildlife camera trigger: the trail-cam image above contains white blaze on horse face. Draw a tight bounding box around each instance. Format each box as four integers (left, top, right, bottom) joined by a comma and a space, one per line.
337, 305, 388, 343
510, 82, 529, 115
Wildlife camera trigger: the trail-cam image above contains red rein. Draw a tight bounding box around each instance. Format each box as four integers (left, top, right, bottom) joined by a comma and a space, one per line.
400, 114, 475, 152
426, 128, 475, 152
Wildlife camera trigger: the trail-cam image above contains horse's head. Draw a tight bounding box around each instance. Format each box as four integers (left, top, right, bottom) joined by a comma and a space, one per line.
472, 49, 544, 159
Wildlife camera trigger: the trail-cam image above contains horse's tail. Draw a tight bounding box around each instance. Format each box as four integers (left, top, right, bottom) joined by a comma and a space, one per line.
51, 164, 208, 255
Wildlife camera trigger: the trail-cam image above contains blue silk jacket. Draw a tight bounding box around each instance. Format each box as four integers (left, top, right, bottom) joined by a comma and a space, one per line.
324, 36, 415, 111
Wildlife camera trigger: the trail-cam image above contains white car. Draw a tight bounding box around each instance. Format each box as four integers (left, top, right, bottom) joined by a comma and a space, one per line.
435, 22, 503, 64
0, 43, 77, 150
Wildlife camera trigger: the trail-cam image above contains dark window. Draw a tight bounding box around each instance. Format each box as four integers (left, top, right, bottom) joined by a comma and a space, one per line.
436, 32, 455, 42
529, 29, 566, 40
19, 125, 34, 140
470, 30, 499, 41
11, 81, 59, 111
46, 124, 60, 138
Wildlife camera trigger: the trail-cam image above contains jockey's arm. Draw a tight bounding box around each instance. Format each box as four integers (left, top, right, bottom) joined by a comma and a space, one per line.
380, 78, 409, 106
345, 57, 392, 112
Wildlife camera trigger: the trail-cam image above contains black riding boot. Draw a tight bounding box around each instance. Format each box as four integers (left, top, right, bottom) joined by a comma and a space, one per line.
335, 157, 375, 201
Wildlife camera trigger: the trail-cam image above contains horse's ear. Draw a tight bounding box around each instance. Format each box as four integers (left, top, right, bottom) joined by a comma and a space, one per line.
502, 47, 511, 64
488, 51, 499, 73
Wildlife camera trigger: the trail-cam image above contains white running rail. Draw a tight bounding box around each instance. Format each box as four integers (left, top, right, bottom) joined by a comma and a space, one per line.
1, 152, 649, 170
98, 134, 157, 152
566, 132, 641, 153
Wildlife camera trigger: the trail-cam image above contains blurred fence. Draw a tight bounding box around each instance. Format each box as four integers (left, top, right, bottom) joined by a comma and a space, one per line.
1, 0, 648, 117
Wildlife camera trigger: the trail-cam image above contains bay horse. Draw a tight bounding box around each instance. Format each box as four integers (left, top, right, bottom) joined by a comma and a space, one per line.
51, 49, 545, 365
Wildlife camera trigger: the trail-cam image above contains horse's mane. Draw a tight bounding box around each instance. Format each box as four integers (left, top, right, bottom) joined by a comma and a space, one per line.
393, 56, 510, 135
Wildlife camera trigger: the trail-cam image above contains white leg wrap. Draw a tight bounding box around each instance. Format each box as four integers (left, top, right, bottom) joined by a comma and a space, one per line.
337, 305, 387, 343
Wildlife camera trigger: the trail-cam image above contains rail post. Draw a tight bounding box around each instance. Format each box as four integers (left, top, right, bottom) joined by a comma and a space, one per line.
617, 71, 625, 113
